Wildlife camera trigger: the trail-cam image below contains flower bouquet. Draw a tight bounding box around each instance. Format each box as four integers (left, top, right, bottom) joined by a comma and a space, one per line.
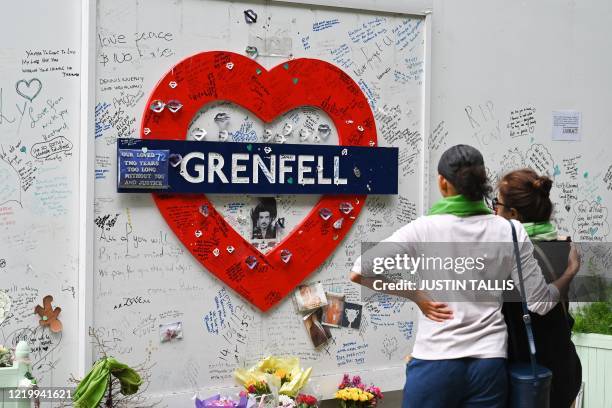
235, 357, 315, 407
235, 356, 312, 397
334, 374, 383, 408
195, 394, 252, 408
0, 345, 13, 367
275, 393, 319, 408
295, 394, 318, 407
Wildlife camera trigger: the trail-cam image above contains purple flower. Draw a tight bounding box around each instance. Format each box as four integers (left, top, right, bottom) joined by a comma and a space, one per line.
339, 373, 351, 389
352, 375, 362, 386
196, 394, 246, 408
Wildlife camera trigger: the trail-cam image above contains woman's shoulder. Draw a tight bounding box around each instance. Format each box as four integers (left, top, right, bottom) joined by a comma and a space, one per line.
498, 217, 531, 241
399, 214, 528, 240
421, 213, 508, 226
482, 215, 523, 228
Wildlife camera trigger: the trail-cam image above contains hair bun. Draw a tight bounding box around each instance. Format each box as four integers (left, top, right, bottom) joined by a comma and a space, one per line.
533, 176, 553, 195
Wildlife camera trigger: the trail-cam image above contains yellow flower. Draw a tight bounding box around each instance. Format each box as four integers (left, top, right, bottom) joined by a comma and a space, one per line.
234, 356, 311, 397
338, 389, 355, 401
335, 387, 375, 403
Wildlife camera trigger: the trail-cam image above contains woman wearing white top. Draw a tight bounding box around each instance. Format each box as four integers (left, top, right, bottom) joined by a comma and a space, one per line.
349, 145, 580, 408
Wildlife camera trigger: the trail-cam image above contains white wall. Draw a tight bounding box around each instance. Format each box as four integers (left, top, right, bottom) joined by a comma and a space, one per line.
0, 0, 82, 390
429, 0, 612, 227
2, 0, 611, 406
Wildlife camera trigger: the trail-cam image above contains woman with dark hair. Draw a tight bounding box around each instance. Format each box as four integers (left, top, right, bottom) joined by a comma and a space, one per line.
496, 168, 582, 408
495, 169, 556, 238
349, 145, 580, 408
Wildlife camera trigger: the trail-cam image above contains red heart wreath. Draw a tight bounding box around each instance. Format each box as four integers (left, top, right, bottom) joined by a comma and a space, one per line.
141, 51, 376, 311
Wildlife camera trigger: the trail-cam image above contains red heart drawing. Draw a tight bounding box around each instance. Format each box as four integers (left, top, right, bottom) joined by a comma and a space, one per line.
141, 51, 377, 311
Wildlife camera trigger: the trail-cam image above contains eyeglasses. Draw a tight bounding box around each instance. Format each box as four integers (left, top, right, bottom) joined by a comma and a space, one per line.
490, 197, 511, 214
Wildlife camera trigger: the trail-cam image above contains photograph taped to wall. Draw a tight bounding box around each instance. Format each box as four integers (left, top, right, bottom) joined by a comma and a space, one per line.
303, 308, 332, 348
341, 302, 363, 329
251, 197, 277, 240
295, 283, 328, 313
321, 292, 345, 327
250, 197, 283, 253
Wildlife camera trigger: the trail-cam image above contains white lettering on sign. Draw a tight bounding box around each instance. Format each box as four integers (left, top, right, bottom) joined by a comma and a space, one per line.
179, 152, 348, 185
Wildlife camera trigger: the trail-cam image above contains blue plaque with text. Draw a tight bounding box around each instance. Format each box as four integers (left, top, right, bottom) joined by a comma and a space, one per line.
118, 148, 169, 189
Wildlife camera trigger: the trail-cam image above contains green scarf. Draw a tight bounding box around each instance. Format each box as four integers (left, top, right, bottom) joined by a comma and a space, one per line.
522, 221, 558, 241
428, 195, 492, 217
73, 357, 142, 408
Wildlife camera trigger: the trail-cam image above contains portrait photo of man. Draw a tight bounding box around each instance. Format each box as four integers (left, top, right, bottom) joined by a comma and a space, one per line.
251, 197, 277, 240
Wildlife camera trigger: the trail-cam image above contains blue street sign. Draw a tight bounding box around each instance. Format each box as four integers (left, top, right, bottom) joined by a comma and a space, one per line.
117, 138, 398, 195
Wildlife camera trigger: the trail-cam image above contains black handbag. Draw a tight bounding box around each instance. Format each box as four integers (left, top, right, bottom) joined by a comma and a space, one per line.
508, 220, 553, 408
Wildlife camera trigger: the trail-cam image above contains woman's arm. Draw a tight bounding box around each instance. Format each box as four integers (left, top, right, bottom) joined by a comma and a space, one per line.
348, 220, 453, 322
550, 244, 580, 299
511, 225, 581, 315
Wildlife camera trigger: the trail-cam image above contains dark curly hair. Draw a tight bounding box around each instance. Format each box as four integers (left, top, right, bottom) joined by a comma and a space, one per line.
250, 198, 277, 223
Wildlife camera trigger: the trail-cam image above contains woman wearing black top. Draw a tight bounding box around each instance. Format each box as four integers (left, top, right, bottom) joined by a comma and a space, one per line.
495, 168, 582, 408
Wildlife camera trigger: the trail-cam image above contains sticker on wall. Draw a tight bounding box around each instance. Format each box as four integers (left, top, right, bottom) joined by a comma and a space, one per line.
138, 51, 388, 312
160, 322, 183, 342
243, 9, 258, 24
34, 295, 62, 333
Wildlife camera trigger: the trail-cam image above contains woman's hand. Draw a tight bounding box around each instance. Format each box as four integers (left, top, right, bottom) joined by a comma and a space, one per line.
350, 271, 454, 321
415, 294, 454, 322
551, 243, 582, 299
567, 244, 581, 275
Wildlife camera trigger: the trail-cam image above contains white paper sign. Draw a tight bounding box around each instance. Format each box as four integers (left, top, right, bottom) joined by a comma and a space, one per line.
552, 110, 581, 141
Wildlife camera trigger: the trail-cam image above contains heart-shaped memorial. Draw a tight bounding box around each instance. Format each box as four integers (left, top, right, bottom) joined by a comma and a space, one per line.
141, 51, 377, 311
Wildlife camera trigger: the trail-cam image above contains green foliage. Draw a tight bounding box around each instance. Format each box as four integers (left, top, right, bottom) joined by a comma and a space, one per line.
573, 301, 612, 335
0, 346, 12, 367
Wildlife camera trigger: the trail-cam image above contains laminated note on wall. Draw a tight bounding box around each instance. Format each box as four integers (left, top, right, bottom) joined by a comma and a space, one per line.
552, 110, 581, 141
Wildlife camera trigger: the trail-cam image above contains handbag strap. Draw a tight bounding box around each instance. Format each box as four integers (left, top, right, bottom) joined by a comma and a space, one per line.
508, 219, 540, 380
